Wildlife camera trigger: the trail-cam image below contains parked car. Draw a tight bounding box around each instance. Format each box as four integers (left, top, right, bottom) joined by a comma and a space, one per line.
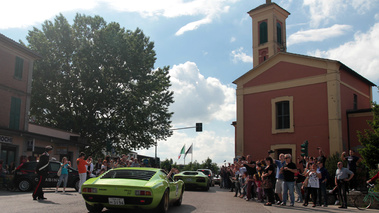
213, 174, 220, 186
174, 171, 210, 191
197, 169, 214, 187
13, 161, 80, 192
82, 167, 184, 213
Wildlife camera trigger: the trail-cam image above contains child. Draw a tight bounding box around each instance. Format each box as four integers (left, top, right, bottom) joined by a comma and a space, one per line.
254, 173, 264, 202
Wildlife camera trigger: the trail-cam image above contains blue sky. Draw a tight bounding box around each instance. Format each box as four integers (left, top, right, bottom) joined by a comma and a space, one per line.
2, 0, 379, 166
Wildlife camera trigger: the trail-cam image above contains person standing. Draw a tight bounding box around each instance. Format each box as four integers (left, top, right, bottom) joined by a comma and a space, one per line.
77, 152, 91, 193
317, 160, 329, 207
304, 163, 321, 207
55, 157, 71, 193
32, 145, 53, 200
274, 153, 286, 204
263, 157, 275, 206
335, 161, 354, 209
280, 154, 297, 206
341, 150, 361, 190
242, 155, 256, 201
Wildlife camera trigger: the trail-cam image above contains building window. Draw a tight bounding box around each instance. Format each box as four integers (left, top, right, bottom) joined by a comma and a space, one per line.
14, 56, 24, 79
9, 97, 21, 130
276, 101, 290, 129
277, 22, 282, 45
272, 96, 294, 134
259, 21, 268, 44
353, 94, 357, 110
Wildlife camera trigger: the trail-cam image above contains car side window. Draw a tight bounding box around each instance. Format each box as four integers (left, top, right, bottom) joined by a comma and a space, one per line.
50, 162, 60, 172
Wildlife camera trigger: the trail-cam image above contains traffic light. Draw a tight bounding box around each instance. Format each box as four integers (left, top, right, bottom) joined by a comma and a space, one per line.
196, 123, 202, 132
300, 140, 308, 157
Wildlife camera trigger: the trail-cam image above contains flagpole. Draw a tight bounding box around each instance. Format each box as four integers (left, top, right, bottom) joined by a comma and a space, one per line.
191, 143, 193, 164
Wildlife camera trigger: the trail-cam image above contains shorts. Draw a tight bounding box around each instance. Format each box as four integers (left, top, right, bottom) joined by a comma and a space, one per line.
275, 179, 284, 194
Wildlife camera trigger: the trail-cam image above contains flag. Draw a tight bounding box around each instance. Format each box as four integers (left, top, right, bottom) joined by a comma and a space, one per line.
185, 144, 193, 158
178, 145, 185, 160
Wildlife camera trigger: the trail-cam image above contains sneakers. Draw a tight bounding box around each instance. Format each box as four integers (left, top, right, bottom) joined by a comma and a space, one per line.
55, 189, 58, 193
334, 200, 340, 205
62, 190, 65, 194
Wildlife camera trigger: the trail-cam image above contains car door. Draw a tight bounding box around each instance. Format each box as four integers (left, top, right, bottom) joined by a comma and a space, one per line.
45, 162, 60, 187
167, 176, 179, 201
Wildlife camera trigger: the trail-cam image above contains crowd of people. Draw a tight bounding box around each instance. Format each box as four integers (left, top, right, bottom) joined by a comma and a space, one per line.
218, 147, 373, 209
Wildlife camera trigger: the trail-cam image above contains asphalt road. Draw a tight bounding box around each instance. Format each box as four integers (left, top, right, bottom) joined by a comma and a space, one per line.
0, 187, 377, 213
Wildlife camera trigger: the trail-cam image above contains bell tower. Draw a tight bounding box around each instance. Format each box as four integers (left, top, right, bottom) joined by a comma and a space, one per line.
248, 0, 290, 67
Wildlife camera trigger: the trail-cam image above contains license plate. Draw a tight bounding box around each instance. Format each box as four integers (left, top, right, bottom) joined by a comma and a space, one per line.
186, 178, 192, 182
108, 197, 124, 205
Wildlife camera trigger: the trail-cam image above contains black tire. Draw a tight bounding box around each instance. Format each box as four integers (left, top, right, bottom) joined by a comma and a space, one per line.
157, 189, 169, 213
85, 202, 103, 213
173, 187, 184, 206
204, 184, 209, 191
354, 195, 372, 210
18, 179, 32, 192
74, 179, 80, 191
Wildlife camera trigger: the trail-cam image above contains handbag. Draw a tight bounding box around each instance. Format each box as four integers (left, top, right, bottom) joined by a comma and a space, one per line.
57, 166, 62, 176
262, 178, 272, 189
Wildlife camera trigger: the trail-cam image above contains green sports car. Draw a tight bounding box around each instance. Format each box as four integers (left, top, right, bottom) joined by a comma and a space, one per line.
173, 171, 210, 191
81, 167, 184, 213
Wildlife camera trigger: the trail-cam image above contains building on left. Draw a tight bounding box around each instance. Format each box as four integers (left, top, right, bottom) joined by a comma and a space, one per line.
0, 33, 86, 170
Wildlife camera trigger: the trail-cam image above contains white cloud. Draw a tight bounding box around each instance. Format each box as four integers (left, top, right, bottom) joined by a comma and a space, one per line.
302, 0, 374, 28
138, 130, 235, 166
230, 36, 236, 43
231, 47, 252, 63
303, 0, 347, 28
1, 0, 98, 29
309, 23, 379, 82
169, 61, 236, 126
288, 24, 352, 46
1, 0, 239, 35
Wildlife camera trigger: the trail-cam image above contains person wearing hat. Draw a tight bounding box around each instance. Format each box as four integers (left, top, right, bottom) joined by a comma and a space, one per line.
32, 145, 53, 200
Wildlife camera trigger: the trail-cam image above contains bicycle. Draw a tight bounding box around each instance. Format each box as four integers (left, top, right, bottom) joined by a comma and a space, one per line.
354, 183, 379, 210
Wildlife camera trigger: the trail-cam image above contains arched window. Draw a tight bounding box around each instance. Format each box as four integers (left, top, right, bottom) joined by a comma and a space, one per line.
277, 22, 282, 44
259, 21, 268, 44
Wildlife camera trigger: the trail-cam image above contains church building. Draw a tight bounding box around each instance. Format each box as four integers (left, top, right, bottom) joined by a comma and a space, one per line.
233, 0, 376, 160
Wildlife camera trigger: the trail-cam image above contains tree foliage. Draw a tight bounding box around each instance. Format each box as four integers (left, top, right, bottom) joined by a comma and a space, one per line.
26, 14, 174, 155
358, 102, 379, 169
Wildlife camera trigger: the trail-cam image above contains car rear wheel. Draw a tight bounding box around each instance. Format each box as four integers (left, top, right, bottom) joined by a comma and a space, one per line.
157, 189, 169, 213
85, 202, 103, 213
18, 179, 32, 192
204, 184, 209, 191
74, 179, 79, 191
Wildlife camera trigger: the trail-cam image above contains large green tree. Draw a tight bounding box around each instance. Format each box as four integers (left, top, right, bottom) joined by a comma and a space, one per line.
26, 14, 173, 155
358, 102, 379, 169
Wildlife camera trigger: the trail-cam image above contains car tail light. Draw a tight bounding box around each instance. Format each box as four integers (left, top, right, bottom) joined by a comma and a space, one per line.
82, 188, 98, 193
135, 190, 152, 196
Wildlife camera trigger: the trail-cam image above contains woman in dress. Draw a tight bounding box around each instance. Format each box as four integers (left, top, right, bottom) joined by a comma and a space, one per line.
262, 156, 275, 206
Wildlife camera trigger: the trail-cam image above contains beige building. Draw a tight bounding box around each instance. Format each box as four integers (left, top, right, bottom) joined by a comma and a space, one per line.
0, 33, 86, 168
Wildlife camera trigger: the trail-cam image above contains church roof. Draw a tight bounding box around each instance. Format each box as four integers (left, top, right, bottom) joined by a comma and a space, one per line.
248, 2, 290, 16
233, 51, 376, 87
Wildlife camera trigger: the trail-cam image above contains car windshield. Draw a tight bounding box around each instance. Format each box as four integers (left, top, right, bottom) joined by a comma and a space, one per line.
183, 172, 199, 175
199, 170, 210, 175
101, 170, 156, 181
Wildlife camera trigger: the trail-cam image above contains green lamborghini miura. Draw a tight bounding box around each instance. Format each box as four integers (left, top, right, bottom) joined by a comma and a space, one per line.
81, 167, 184, 213
173, 171, 210, 191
